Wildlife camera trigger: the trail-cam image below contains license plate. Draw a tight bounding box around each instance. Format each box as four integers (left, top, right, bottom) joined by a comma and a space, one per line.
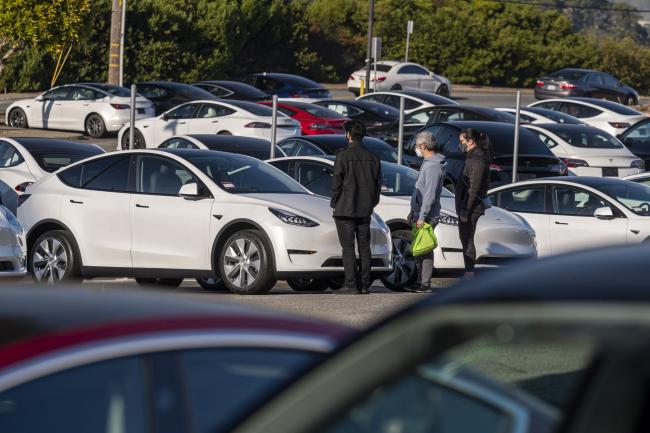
547, 85, 556, 90
137, 108, 145, 114
603, 167, 619, 177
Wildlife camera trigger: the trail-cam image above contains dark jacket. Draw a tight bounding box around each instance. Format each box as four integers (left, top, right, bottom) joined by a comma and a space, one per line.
455, 147, 490, 219
331, 140, 382, 218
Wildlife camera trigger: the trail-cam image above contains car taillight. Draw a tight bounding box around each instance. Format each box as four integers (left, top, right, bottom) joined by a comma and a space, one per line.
489, 163, 503, 172
17, 194, 31, 208
245, 122, 271, 128
372, 77, 386, 83
15, 182, 33, 193
535, 80, 544, 88
111, 103, 130, 110
563, 158, 589, 168
348, 75, 355, 80
609, 122, 631, 129
560, 82, 576, 90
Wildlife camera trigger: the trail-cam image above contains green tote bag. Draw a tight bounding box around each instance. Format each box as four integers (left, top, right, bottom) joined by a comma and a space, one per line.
411, 223, 438, 257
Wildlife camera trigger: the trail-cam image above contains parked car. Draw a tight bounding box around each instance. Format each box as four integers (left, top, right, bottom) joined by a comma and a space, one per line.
0, 205, 26, 278
158, 135, 285, 160
496, 107, 585, 125
0, 287, 352, 432
528, 97, 647, 136
534, 68, 639, 105
624, 172, 650, 186
346, 61, 452, 97
117, 100, 301, 150
267, 156, 537, 290
237, 73, 331, 101
231, 245, 650, 433
191, 80, 269, 101
136, 81, 216, 115
276, 135, 421, 169
487, 176, 650, 256
5, 83, 155, 138
18, 149, 392, 292
0, 137, 105, 214
407, 121, 568, 190
616, 117, 650, 168
524, 123, 644, 177
389, 104, 516, 147
357, 90, 457, 114
257, 101, 348, 135
313, 99, 400, 139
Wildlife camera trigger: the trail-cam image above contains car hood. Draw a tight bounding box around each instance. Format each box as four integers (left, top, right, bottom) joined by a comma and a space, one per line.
240, 193, 333, 222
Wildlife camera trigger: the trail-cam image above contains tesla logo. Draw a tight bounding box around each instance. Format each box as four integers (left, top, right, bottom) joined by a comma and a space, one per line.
609, 158, 613, 163
524, 161, 531, 167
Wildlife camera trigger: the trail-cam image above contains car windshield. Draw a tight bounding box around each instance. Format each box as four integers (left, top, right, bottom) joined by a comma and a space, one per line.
185, 153, 306, 194
227, 100, 276, 116
488, 128, 551, 155
592, 181, 650, 216
29, 149, 105, 173
381, 162, 453, 197
554, 129, 623, 149
90, 84, 131, 97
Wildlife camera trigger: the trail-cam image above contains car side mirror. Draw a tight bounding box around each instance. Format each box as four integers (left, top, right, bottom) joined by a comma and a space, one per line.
594, 206, 614, 219
179, 182, 199, 198
35, 96, 45, 101
162, 113, 170, 121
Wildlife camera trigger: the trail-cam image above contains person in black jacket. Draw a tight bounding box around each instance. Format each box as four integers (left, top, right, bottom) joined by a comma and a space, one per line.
455, 128, 491, 278
331, 120, 382, 294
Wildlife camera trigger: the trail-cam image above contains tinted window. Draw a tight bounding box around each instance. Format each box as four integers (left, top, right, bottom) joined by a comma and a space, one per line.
364, 103, 400, 118
397, 65, 427, 75
361, 94, 385, 104
297, 162, 332, 196
300, 105, 347, 119
590, 180, 650, 216
559, 103, 602, 119
435, 127, 461, 153
531, 130, 559, 149
489, 128, 550, 155
554, 186, 608, 216
166, 103, 198, 119
257, 77, 283, 92
268, 160, 291, 174
276, 106, 296, 117
42, 87, 71, 101
586, 74, 603, 85
278, 139, 300, 156
197, 104, 235, 118
367, 63, 393, 73
381, 163, 419, 196
91, 84, 131, 97
70, 86, 103, 101
0, 142, 24, 168
437, 108, 476, 122
209, 86, 233, 98
296, 141, 327, 157
137, 85, 169, 98
159, 137, 196, 149
29, 147, 104, 173
406, 109, 436, 125
321, 103, 361, 117
624, 120, 650, 150
137, 155, 195, 195
80, 156, 131, 192
549, 69, 588, 80
0, 356, 148, 433
602, 74, 619, 87
383, 95, 421, 110
582, 99, 640, 115
527, 107, 584, 124
494, 186, 546, 213
554, 129, 623, 149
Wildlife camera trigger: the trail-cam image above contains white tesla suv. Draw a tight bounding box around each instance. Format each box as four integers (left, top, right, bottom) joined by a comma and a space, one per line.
5, 83, 154, 138
0, 205, 26, 279
267, 156, 538, 290
17, 149, 391, 293
117, 100, 301, 150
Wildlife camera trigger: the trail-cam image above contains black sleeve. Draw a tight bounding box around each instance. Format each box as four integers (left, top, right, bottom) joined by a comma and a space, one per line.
330, 153, 344, 208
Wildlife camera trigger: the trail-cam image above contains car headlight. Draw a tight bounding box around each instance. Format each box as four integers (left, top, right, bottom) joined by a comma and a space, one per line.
439, 213, 458, 226
269, 208, 319, 227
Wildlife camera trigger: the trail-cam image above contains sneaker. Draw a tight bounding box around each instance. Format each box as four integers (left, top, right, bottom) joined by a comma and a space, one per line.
407, 284, 432, 293
335, 287, 359, 295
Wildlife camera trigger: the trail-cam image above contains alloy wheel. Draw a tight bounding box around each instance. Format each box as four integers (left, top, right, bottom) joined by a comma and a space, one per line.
32, 238, 68, 283
384, 236, 416, 287
9, 109, 26, 128
223, 238, 261, 289
86, 115, 104, 137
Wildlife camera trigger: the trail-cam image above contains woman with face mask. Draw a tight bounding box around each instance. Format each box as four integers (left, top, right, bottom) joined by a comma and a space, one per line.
407, 131, 445, 292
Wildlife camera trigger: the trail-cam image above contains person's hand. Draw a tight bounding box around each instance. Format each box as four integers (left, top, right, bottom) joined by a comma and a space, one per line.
460, 216, 468, 223
416, 219, 425, 228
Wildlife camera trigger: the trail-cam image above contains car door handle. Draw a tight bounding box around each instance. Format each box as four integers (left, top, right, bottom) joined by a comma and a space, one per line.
136, 204, 149, 208
54, 103, 62, 106
69, 200, 83, 204
554, 221, 568, 225
179, 121, 187, 125
211, 120, 219, 123
83, 104, 90, 106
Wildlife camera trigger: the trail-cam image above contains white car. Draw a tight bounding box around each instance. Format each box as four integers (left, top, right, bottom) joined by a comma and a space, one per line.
267, 156, 538, 290
528, 97, 647, 136
357, 90, 457, 114
117, 100, 301, 150
157, 135, 286, 161
17, 149, 392, 292
5, 83, 155, 138
347, 61, 452, 97
0, 137, 105, 215
524, 123, 644, 177
624, 172, 650, 187
0, 205, 26, 278
488, 177, 650, 256
496, 107, 585, 125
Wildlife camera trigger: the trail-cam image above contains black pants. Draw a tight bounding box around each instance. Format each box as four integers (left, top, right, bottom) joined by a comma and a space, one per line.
335, 217, 372, 290
458, 211, 482, 272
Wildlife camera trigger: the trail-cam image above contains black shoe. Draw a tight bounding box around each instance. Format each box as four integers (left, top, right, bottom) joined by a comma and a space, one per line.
407, 284, 432, 293
335, 286, 359, 295
358, 287, 370, 294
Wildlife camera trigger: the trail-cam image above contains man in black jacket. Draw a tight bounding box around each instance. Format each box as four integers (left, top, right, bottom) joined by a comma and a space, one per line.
331, 120, 382, 294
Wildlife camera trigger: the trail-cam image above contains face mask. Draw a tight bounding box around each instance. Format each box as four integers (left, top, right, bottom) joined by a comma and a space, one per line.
459, 141, 467, 153
415, 146, 423, 157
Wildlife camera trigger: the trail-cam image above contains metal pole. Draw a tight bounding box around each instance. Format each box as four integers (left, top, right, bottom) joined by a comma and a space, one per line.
405, 20, 413, 62
512, 91, 521, 183
397, 96, 405, 166
364, 0, 375, 95
270, 95, 278, 159
373, 61, 378, 92
129, 83, 136, 150
119, 0, 126, 87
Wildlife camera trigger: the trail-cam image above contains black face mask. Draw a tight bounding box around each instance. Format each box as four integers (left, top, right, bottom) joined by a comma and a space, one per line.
459, 141, 467, 153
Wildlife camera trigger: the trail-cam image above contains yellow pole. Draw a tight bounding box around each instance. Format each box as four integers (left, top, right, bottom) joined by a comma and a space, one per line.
360, 79, 365, 96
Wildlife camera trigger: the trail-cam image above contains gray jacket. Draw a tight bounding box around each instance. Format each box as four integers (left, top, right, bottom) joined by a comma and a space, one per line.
410, 154, 445, 222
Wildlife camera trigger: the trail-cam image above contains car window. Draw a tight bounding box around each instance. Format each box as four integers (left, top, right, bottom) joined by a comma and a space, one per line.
197, 104, 235, 118
623, 121, 650, 150
588, 180, 650, 216
0, 356, 148, 433
405, 109, 435, 125
166, 103, 198, 119
297, 161, 332, 196
360, 94, 385, 104
209, 85, 233, 98
412, 65, 429, 75
257, 77, 283, 92
76, 156, 131, 192
137, 85, 169, 99
29, 149, 104, 173
553, 186, 608, 216
532, 131, 560, 149
559, 103, 602, 119
278, 140, 300, 156
296, 141, 326, 157
437, 108, 468, 122
276, 106, 296, 117
586, 74, 603, 85
602, 74, 619, 87
0, 142, 24, 167
70, 87, 103, 101
137, 155, 195, 195
42, 87, 71, 101
555, 129, 623, 149
492, 186, 546, 213
181, 348, 319, 433
159, 137, 196, 149
435, 127, 461, 153
322, 103, 361, 117
397, 65, 425, 74
532, 101, 560, 111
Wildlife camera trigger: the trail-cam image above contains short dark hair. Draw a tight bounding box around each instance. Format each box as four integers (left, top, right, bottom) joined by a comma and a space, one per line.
343, 120, 366, 141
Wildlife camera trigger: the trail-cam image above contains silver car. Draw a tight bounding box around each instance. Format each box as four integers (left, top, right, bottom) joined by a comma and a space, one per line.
0, 205, 26, 278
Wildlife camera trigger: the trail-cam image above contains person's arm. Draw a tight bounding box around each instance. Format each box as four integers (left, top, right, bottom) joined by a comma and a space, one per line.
417, 168, 434, 225
462, 158, 487, 218
330, 154, 344, 208
373, 160, 382, 207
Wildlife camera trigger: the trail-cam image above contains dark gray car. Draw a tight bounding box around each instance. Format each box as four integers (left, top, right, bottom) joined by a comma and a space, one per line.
534, 68, 638, 105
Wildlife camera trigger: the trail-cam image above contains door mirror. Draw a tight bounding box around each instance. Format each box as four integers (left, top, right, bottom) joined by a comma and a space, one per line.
35, 96, 45, 101
161, 113, 170, 121
594, 206, 614, 219
179, 182, 199, 197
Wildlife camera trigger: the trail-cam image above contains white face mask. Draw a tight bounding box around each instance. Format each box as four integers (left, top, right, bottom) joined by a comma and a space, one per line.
415, 146, 423, 157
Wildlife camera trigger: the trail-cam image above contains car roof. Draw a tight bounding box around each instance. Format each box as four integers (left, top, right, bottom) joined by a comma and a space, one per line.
292, 135, 390, 150
6, 137, 104, 154
249, 73, 323, 88
373, 90, 455, 105
187, 135, 270, 147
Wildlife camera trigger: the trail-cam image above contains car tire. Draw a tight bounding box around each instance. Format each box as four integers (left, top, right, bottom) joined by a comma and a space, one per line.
287, 278, 329, 292
217, 130, 232, 135
196, 276, 228, 291
121, 128, 146, 149
219, 229, 276, 294
391, 84, 402, 91
135, 278, 184, 288
8, 108, 28, 128
381, 229, 416, 292
326, 277, 343, 291
436, 85, 450, 97
30, 230, 81, 284
85, 113, 106, 138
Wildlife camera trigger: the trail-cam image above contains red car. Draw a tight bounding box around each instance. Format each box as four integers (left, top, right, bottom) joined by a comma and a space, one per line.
258, 101, 349, 135
0, 287, 352, 433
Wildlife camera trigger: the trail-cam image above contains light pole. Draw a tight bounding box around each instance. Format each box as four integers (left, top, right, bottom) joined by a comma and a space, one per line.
405, 20, 413, 62
364, 0, 375, 95
119, 0, 126, 86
